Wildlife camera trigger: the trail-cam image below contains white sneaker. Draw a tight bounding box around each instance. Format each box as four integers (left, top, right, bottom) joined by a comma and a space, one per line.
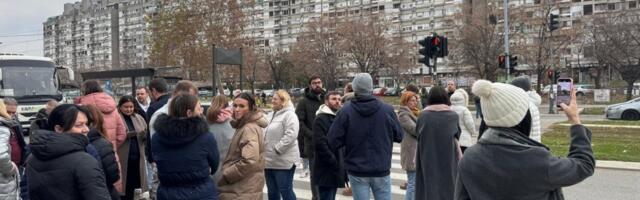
298, 171, 309, 178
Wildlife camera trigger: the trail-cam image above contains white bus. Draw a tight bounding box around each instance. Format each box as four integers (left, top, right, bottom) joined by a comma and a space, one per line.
0, 55, 72, 132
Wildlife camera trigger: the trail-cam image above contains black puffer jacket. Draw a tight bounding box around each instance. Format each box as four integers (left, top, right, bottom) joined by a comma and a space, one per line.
88, 129, 121, 200
295, 87, 325, 159
26, 130, 111, 200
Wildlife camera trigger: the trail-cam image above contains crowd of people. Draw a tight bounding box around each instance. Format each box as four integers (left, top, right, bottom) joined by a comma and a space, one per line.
0, 73, 596, 200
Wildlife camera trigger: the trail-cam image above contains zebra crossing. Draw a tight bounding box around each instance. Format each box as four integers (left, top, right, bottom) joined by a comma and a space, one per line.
262, 146, 409, 200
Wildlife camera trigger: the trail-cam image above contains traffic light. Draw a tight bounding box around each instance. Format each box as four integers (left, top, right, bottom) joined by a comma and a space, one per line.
498, 55, 506, 69
509, 55, 518, 74
438, 36, 449, 57
549, 14, 560, 32
418, 37, 431, 67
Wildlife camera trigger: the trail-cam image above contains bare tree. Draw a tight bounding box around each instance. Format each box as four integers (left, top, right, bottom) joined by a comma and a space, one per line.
147, 0, 248, 80
336, 15, 391, 76
290, 17, 341, 90
589, 11, 640, 100
456, 14, 504, 82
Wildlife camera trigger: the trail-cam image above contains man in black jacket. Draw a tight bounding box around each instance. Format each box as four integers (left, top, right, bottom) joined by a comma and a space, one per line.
295, 75, 325, 200
312, 91, 345, 200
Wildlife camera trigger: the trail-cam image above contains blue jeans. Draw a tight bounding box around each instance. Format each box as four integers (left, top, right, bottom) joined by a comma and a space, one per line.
318, 186, 337, 200
265, 166, 297, 200
404, 171, 416, 200
348, 174, 391, 200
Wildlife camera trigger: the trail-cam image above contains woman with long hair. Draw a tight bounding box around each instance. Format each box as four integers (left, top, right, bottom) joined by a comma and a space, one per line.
397, 92, 420, 200
217, 93, 268, 200
206, 95, 235, 181
26, 104, 111, 200
152, 94, 219, 199
84, 105, 122, 200
414, 86, 461, 200
117, 95, 148, 200
263, 90, 299, 200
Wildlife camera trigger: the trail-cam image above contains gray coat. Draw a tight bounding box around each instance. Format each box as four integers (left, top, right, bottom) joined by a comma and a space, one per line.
0, 118, 18, 200
415, 108, 460, 200
397, 106, 418, 172
264, 103, 300, 169
455, 126, 595, 200
209, 119, 235, 180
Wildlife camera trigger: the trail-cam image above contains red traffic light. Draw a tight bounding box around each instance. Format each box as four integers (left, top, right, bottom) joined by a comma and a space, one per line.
431, 37, 440, 46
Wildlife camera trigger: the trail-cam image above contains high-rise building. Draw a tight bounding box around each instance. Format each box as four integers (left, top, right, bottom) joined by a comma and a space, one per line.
43, 0, 156, 72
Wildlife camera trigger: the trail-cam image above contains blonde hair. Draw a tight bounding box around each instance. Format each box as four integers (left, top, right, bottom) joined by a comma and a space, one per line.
274, 89, 292, 105
0, 100, 10, 119
206, 95, 229, 123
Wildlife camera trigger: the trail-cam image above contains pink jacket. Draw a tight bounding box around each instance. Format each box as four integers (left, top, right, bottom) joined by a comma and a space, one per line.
76, 92, 127, 149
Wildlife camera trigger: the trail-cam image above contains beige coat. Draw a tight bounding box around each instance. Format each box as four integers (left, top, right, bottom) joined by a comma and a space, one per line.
218, 112, 268, 200
117, 113, 148, 194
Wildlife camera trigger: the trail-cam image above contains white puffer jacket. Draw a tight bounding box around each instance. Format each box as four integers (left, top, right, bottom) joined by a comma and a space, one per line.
451, 92, 476, 147
264, 102, 300, 169
527, 91, 542, 142
0, 118, 18, 200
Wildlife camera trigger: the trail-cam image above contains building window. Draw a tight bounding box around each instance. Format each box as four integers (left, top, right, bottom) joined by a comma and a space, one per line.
379, 5, 385, 10
393, 3, 400, 9
630, 1, 637, 9
269, 11, 274, 16
608, 3, 616, 10
583, 5, 593, 15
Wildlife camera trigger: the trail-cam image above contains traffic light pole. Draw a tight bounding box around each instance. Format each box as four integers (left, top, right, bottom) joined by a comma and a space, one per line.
503, 0, 510, 81
433, 55, 439, 86
548, 30, 555, 114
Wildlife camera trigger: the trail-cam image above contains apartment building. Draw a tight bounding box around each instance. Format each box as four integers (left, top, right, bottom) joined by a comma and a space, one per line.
43, 0, 156, 72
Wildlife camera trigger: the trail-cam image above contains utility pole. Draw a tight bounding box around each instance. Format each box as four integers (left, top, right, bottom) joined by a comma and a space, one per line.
504, 0, 511, 81
109, 3, 120, 70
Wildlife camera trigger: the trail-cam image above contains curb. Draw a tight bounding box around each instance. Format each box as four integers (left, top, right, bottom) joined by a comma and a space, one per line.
595, 160, 640, 171
555, 123, 640, 129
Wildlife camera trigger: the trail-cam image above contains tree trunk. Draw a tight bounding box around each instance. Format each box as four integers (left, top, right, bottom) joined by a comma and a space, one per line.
626, 81, 634, 101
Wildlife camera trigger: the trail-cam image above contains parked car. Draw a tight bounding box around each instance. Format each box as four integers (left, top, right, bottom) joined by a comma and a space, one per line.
373, 87, 387, 96
605, 97, 640, 120
575, 84, 595, 96
384, 87, 404, 96
542, 84, 558, 95
290, 88, 304, 97
263, 89, 274, 97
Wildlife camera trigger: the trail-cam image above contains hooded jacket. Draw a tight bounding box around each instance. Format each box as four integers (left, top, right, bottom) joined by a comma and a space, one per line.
397, 106, 418, 172
218, 112, 268, 200
295, 87, 325, 158
152, 114, 219, 200
312, 104, 346, 187
25, 130, 111, 200
76, 92, 127, 149
328, 95, 403, 177
451, 93, 476, 147
0, 117, 18, 199
527, 91, 543, 142
264, 102, 300, 170
87, 129, 121, 199
455, 125, 595, 200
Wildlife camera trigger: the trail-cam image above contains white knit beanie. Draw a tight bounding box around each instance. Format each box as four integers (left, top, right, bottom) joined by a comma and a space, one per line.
472, 80, 530, 127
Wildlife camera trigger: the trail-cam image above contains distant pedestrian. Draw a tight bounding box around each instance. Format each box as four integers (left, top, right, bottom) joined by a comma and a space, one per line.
295, 76, 326, 199
510, 76, 543, 142
474, 96, 482, 119
76, 80, 127, 158
26, 104, 111, 200
117, 96, 149, 200
84, 105, 122, 200
136, 87, 151, 113
342, 83, 354, 103
447, 81, 456, 97
206, 95, 236, 181
152, 94, 219, 200
30, 100, 58, 135
217, 93, 268, 200
3, 98, 28, 169
397, 92, 420, 200
0, 100, 20, 199
312, 91, 345, 200
415, 86, 461, 200
455, 80, 595, 199
420, 87, 429, 109
451, 89, 476, 153
328, 73, 403, 200
264, 90, 299, 200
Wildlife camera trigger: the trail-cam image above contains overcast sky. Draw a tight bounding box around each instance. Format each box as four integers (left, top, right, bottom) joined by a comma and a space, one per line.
0, 0, 78, 56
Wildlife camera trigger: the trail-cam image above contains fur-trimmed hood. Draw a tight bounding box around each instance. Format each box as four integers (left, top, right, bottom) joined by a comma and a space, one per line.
153, 114, 210, 147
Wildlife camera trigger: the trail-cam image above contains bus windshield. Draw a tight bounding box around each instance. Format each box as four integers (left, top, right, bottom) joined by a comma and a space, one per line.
1, 66, 58, 98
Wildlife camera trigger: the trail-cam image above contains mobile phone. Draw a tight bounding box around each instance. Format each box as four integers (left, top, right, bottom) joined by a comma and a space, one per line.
556, 78, 573, 107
